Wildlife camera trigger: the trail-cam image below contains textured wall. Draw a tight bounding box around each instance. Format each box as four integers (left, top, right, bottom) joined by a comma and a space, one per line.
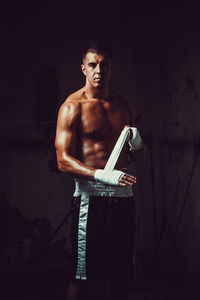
131, 6, 200, 284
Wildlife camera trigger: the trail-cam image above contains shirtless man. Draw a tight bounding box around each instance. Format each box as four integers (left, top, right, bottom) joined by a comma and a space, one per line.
55, 42, 146, 300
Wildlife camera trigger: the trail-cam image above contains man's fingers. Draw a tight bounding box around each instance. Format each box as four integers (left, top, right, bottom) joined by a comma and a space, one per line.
119, 173, 137, 186
119, 182, 126, 186
123, 174, 137, 182
120, 167, 128, 172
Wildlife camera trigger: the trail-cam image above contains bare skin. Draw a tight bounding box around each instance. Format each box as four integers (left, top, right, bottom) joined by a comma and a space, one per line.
55, 51, 146, 300
55, 52, 143, 185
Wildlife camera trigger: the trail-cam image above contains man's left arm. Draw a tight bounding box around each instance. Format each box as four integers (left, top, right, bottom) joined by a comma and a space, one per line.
127, 128, 148, 162
124, 99, 148, 162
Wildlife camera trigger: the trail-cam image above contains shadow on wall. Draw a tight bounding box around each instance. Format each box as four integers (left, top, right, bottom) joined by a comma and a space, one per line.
35, 68, 59, 123
0, 190, 71, 299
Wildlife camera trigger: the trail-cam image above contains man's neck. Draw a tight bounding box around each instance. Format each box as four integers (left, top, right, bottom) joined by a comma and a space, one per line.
84, 85, 109, 100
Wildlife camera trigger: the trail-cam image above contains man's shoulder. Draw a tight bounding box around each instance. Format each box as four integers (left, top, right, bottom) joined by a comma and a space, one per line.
110, 92, 133, 108
110, 91, 135, 123
66, 88, 85, 103
109, 90, 127, 102
116, 94, 130, 105
60, 89, 84, 112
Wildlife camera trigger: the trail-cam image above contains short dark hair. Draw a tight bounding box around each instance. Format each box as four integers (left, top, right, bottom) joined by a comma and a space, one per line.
82, 41, 112, 62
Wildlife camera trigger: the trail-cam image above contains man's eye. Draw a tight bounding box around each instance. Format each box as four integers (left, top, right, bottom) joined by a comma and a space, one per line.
89, 63, 96, 68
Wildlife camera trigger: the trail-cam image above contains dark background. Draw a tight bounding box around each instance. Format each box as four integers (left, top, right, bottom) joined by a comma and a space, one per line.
1, 2, 200, 299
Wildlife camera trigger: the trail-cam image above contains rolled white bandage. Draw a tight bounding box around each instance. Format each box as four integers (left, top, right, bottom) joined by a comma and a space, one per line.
94, 126, 141, 186
128, 127, 143, 150
94, 169, 125, 186
104, 127, 130, 172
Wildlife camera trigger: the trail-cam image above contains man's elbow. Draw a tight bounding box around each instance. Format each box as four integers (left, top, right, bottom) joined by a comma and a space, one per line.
136, 143, 148, 161
130, 143, 148, 162
55, 147, 70, 173
56, 159, 70, 173
57, 160, 66, 172
56, 154, 71, 173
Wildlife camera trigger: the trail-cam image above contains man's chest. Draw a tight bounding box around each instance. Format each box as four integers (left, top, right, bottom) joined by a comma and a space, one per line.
80, 100, 129, 137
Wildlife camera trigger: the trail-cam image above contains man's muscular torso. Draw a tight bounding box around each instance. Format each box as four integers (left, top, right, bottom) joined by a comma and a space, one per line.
67, 88, 132, 170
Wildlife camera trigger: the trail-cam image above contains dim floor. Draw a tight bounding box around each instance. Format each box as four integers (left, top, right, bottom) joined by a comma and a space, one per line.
1, 272, 200, 300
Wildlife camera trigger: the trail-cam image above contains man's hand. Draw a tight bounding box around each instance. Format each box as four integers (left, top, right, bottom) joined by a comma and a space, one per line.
119, 173, 137, 186
94, 169, 137, 186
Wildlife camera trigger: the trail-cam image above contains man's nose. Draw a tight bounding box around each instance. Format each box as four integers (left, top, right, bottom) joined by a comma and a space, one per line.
96, 63, 101, 73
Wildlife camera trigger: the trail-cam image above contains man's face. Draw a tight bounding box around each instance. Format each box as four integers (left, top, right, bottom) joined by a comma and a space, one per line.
81, 51, 112, 89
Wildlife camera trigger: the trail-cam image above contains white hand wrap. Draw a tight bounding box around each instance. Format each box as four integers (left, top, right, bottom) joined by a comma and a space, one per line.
128, 127, 143, 150
94, 169, 125, 186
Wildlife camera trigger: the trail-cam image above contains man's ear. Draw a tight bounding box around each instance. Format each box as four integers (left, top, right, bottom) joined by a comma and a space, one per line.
81, 64, 86, 76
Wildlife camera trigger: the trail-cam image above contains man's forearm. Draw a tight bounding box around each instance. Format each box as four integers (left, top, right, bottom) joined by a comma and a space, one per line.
57, 153, 95, 180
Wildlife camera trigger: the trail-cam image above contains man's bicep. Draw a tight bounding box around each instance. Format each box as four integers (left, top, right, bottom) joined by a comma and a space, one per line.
55, 128, 77, 157
55, 103, 79, 156
120, 96, 135, 126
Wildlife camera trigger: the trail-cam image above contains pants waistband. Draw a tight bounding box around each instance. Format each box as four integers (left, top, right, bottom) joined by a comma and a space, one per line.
73, 178, 133, 198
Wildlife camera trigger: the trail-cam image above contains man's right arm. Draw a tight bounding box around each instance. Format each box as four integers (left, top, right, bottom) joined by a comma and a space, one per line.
55, 101, 95, 180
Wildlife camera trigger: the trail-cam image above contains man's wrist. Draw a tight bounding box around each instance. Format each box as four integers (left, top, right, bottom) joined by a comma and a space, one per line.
94, 169, 125, 185
128, 127, 143, 150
